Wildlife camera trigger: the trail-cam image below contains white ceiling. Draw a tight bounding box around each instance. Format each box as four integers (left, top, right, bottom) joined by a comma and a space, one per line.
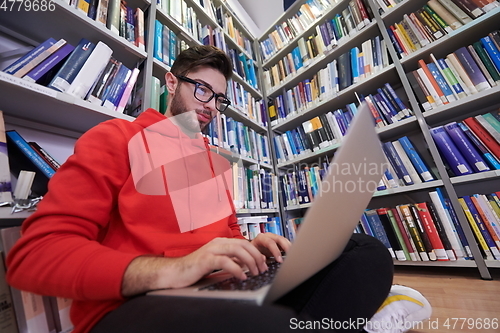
237, 0, 285, 34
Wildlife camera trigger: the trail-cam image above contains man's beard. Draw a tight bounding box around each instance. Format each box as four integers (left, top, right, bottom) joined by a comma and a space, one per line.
170, 93, 211, 133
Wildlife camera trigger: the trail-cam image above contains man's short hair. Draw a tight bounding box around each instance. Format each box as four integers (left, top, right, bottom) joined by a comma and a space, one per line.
170, 45, 233, 80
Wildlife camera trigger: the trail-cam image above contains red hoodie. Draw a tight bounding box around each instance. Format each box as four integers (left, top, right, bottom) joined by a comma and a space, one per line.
6, 109, 244, 333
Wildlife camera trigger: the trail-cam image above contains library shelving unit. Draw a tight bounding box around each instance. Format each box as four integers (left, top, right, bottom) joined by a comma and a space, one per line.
0, 0, 279, 226
257, 0, 500, 279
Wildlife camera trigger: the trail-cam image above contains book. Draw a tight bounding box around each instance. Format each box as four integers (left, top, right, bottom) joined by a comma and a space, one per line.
23, 43, 75, 84
450, 0, 485, 18
472, 41, 500, 84
5, 130, 55, 196
66, 41, 113, 99
430, 126, 473, 176
457, 121, 500, 169
475, 114, 500, 144
429, 191, 466, 259
86, 57, 121, 105
364, 209, 396, 258
377, 208, 407, 261
406, 71, 433, 111
454, 46, 491, 92
418, 59, 449, 104
467, 44, 498, 87
480, 36, 500, 73
463, 116, 500, 159
398, 136, 435, 181
437, 0, 474, 24
458, 197, 495, 260
410, 204, 438, 260
134, 8, 145, 52
427, 0, 464, 30
95, 0, 109, 25
382, 141, 414, 185
47, 39, 96, 93
29, 142, 60, 171
398, 204, 429, 260
415, 202, 449, 260
427, 200, 458, 260
462, 196, 500, 259
102, 64, 132, 110
116, 67, 140, 113
12, 39, 67, 79
3, 38, 58, 76
0, 111, 13, 203
443, 122, 490, 173
434, 56, 467, 98
106, 0, 121, 34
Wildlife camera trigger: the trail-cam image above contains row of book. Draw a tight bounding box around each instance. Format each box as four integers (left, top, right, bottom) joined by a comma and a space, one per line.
238, 216, 283, 240
226, 79, 267, 127
272, 102, 396, 164
260, 0, 374, 61
372, 0, 405, 13
227, 49, 259, 90
232, 165, 279, 211
204, 114, 272, 165
354, 189, 500, 262
69, 0, 145, 51
2, 37, 140, 114
268, 80, 411, 128
214, 4, 255, 59
386, 0, 500, 58
430, 112, 500, 177
155, 3, 260, 91
153, 20, 189, 67
408, 33, 500, 112
1, 227, 74, 333
187, 0, 256, 59
3, 126, 60, 198
279, 163, 329, 207
277, 134, 435, 207
263, 34, 391, 95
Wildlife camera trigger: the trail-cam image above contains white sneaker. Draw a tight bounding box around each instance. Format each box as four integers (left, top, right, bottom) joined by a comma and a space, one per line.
364, 285, 432, 333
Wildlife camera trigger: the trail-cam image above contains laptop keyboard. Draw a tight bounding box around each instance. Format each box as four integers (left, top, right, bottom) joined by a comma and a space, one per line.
199, 261, 281, 291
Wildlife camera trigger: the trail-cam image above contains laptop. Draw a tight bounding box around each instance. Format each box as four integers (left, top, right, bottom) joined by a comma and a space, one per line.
148, 101, 386, 305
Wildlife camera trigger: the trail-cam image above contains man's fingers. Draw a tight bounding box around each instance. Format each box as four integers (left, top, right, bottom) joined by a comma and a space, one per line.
207, 238, 267, 275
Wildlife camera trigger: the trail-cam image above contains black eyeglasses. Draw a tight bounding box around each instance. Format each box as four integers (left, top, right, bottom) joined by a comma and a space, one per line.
175, 75, 231, 112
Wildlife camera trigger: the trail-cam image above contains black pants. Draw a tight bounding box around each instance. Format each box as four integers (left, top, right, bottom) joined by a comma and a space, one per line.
91, 234, 394, 333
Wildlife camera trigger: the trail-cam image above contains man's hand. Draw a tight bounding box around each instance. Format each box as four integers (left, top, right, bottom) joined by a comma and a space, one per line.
122, 237, 269, 297
250, 232, 292, 263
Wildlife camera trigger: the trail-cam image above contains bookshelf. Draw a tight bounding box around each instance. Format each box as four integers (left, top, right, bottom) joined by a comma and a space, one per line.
263, 0, 500, 279
1, 0, 500, 279
0, 0, 280, 238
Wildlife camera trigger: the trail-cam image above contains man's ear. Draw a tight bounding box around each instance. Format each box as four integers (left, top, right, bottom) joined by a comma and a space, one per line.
165, 72, 178, 95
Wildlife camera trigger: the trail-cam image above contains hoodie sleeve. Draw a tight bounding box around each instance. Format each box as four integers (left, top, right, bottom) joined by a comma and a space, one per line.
6, 121, 139, 301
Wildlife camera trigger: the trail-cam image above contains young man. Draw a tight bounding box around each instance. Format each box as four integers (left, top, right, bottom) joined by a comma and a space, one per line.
6, 45, 430, 333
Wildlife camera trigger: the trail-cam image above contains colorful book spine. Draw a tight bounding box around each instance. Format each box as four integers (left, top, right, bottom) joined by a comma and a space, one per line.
23, 43, 75, 83
429, 190, 465, 259
6, 131, 55, 178
3, 38, 57, 75
382, 141, 414, 185
457, 122, 500, 169
47, 39, 96, 93
430, 126, 473, 176
398, 136, 435, 181
443, 122, 490, 173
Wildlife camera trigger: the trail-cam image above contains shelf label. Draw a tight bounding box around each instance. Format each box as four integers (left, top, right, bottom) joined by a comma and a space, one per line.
0, 72, 57, 98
